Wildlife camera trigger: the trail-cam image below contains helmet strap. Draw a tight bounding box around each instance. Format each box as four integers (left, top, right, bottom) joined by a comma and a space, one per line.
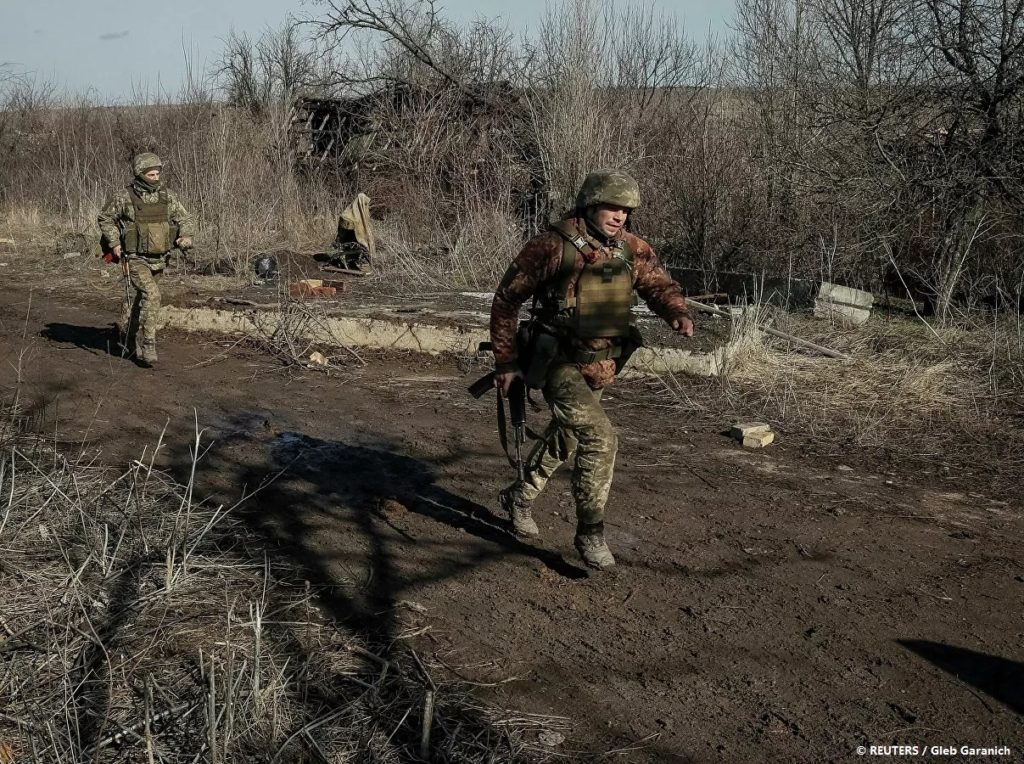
582, 207, 625, 246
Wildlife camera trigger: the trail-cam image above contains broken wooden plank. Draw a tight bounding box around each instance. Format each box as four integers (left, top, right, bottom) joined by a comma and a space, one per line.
320, 265, 368, 277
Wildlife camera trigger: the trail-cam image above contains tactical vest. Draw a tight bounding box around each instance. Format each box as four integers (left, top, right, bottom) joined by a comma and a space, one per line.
123, 187, 172, 256
544, 221, 635, 340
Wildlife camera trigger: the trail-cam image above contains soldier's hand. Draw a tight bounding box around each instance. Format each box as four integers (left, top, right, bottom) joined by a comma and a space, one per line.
672, 316, 694, 337
494, 370, 521, 396
175, 236, 193, 249
112, 245, 122, 260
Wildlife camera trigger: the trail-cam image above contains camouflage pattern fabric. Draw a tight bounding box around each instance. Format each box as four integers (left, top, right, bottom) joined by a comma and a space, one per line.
490, 215, 691, 389
515, 364, 616, 526
132, 152, 162, 176
576, 169, 641, 209
119, 257, 165, 353
97, 185, 193, 254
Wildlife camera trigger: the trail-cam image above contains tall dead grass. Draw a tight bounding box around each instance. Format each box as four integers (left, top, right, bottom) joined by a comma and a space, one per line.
718, 310, 1024, 466
0, 409, 565, 762
2, 0, 1022, 303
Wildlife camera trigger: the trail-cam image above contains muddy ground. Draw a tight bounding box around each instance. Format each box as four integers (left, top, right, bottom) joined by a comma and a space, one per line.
1, 280, 1022, 763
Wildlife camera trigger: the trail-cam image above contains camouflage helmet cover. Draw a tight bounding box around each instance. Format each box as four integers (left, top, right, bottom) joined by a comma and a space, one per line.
576, 169, 641, 210
132, 152, 163, 177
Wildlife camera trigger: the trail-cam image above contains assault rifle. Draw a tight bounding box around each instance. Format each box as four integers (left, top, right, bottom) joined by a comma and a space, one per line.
469, 343, 527, 485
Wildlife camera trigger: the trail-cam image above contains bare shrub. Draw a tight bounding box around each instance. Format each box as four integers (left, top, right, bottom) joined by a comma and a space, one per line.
2, 0, 1023, 304
731, 0, 1024, 321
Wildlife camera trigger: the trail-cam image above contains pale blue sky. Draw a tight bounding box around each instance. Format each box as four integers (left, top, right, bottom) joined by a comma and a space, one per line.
0, 0, 731, 101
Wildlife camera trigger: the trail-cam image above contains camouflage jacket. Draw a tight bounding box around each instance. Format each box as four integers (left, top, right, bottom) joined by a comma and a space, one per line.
490, 215, 691, 389
97, 182, 194, 253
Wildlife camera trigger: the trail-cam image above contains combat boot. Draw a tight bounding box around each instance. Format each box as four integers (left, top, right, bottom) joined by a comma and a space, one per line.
499, 486, 539, 537
574, 524, 615, 569
137, 338, 158, 366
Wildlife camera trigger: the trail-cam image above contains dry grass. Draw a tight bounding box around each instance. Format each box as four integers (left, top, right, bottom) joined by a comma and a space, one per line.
0, 206, 44, 241
373, 202, 524, 291
713, 308, 1024, 462
628, 303, 1023, 481
0, 410, 566, 762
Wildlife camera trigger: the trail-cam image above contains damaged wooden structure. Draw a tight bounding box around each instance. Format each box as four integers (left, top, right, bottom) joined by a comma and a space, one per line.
289, 82, 529, 167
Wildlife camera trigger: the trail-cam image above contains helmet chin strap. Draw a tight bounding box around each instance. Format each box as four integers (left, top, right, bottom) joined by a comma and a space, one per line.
582, 207, 624, 244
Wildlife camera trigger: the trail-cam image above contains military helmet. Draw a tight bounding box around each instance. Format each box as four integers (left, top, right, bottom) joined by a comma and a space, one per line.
132, 152, 163, 177
575, 169, 641, 210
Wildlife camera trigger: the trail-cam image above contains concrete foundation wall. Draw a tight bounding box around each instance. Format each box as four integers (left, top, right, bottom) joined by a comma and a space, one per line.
161, 305, 731, 378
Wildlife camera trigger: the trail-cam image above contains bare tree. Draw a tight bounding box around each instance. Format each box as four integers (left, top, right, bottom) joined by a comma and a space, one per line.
732, 0, 1024, 318
217, 23, 330, 117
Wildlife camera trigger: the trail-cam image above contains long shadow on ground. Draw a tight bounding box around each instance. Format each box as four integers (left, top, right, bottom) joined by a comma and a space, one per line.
898, 639, 1024, 715
159, 415, 589, 758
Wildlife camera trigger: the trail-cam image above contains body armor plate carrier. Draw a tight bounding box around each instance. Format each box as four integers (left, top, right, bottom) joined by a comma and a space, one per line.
547, 220, 634, 340
124, 187, 172, 256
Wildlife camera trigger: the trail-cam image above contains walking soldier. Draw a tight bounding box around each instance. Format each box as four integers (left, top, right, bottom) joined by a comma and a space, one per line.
97, 152, 193, 366
489, 169, 693, 569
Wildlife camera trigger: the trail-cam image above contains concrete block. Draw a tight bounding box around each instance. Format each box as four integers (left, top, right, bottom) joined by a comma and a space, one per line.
814, 282, 873, 326
818, 282, 873, 308
743, 430, 775, 448
731, 422, 771, 440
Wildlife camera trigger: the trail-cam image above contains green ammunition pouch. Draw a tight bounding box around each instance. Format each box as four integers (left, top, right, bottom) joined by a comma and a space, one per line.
124, 187, 173, 256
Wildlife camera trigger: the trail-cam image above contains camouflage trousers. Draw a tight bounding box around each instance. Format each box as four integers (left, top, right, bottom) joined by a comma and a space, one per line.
119, 257, 165, 353
515, 364, 617, 526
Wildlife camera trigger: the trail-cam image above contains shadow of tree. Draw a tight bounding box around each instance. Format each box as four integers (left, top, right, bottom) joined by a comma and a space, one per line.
898, 639, 1024, 715
158, 415, 587, 758
192, 424, 585, 642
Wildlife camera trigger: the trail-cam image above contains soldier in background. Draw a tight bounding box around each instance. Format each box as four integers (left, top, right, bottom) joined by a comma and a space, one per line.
489, 169, 694, 569
98, 152, 193, 366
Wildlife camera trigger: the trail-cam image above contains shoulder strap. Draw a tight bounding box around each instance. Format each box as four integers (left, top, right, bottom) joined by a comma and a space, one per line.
618, 237, 634, 265
550, 220, 592, 270
549, 220, 592, 285
126, 185, 144, 213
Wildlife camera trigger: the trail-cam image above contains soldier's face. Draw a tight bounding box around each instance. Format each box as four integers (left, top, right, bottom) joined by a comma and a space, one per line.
143, 168, 161, 182
589, 204, 629, 237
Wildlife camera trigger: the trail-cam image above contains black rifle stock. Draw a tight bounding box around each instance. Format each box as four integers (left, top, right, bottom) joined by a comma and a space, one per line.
468, 371, 495, 399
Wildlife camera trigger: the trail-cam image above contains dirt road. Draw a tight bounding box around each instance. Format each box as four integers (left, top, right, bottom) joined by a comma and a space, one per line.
1, 287, 1021, 762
